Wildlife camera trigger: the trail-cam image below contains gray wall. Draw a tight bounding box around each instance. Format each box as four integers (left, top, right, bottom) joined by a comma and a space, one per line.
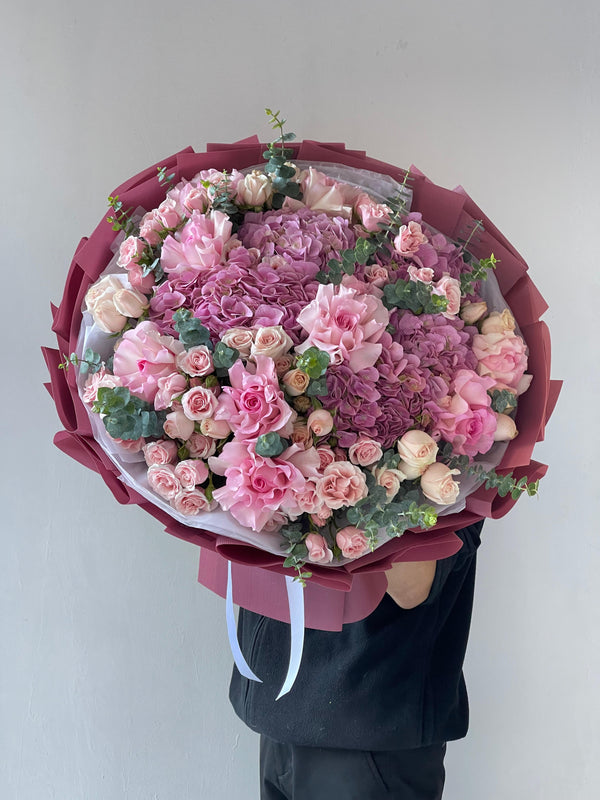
3, 1, 598, 797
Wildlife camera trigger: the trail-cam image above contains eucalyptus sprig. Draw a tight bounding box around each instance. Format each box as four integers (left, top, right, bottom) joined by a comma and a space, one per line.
317, 238, 378, 285
58, 348, 102, 375
201, 171, 240, 216
263, 108, 302, 209
438, 442, 539, 500
460, 252, 498, 296
92, 386, 166, 441
157, 165, 176, 190
280, 523, 312, 585
106, 195, 136, 236
382, 277, 449, 315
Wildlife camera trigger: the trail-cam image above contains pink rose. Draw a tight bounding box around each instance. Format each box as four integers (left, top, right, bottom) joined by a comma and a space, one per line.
214, 356, 294, 442
432, 274, 461, 318
176, 345, 214, 377
315, 445, 336, 471
156, 197, 183, 229
315, 461, 368, 510
161, 210, 232, 276
394, 221, 428, 256
185, 432, 216, 458
181, 386, 219, 421
209, 441, 306, 531
143, 439, 178, 466
305, 533, 333, 564
407, 264, 435, 284
110, 436, 145, 452
174, 458, 209, 489
250, 326, 293, 360
297, 168, 354, 218
472, 331, 528, 392
127, 264, 156, 294
295, 283, 389, 372
147, 464, 182, 500
178, 181, 211, 214
154, 372, 188, 411
348, 435, 383, 467
419, 463, 460, 506
274, 354, 295, 377
82, 368, 122, 404
373, 467, 406, 501
199, 417, 231, 439
170, 488, 215, 515
112, 321, 184, 403
307, 409, 334, 438
364, 264, 390, 288
354, 192, 391, 232
397, 430, 438, 470
291, 423, 312, 450
138, 212, 163, 247
336, 526, 370, 559
294, 480, 324, 514
163, 409, 195, 441
117, 236, 146, 269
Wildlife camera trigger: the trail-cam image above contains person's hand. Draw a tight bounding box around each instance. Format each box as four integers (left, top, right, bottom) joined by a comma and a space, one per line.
385, 560, 436, 609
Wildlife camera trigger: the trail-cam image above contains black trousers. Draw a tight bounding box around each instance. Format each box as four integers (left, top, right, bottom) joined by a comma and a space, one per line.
260, 735, 446, 800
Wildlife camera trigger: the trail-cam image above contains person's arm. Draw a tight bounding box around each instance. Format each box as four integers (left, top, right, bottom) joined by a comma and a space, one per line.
385, 560, 437, 609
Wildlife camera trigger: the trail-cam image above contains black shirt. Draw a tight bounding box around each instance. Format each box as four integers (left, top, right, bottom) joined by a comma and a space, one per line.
229, 520, 483, 751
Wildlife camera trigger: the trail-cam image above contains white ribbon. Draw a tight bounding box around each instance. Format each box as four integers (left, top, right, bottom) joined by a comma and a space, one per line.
225, 562, 306, 699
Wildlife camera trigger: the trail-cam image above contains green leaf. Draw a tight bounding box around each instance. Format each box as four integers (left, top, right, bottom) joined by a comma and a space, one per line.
255, 432, 286, 458
213, 341, 239, 370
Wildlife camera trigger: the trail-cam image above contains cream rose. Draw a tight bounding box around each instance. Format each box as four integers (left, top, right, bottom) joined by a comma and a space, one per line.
419, 463, 461, 505
237, 170, 274, 207
481, 309, 516, 335
493, 413, 518, 441
373, 467, 406, 501
251, 326, 293, 360
220, 328, 255, 358
397, 430, 438, 470
283, 369, 311, 397
460, 301, 488, 324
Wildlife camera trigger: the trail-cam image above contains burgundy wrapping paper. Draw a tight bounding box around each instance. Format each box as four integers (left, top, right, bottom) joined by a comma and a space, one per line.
45, 137, 560, 629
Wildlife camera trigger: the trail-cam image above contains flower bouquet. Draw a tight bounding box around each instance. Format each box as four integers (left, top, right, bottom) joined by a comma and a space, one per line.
45, 111, 561, 634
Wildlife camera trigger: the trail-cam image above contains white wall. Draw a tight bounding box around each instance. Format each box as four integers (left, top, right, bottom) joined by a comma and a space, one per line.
2, 1, 598, 797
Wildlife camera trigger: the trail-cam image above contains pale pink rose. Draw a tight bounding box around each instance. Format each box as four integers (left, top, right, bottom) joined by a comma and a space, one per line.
460, 301, 488, 324
110, 436, 145, 452
295, 283, 389, 372
297, 168, 354, 218
176, 345, 214, 377
472, 331, 528, 391
274, 354, 295, 377
199, 417, 232, 439
336, 526, 370, 559
214, 356, 295, 441
156, 197, 183, 229
85, 275, 123, 311
315, 461, 368, 510
236, 170, 274, 207
181, 386, 219, 420
407, 265, 435, 284
480, 309, 516, 335
117, 236, 146, 269
310, 507, 333, 527
364, 264, 390, 288
419, 463, 461, 505
397, 430, 439, 470
282, 369, 311, 396
315, 445, 336, 471
261, 511, 288, 534
170, 488, 215, 515
174, 458, 209, 489
432, 274, 461, 318
294, 480, 324, 514
163, 409, 195, 441
93, 299, 127, 334
138, 212, 163, 246
493, 413, 518, 441
348, 435, 383, 467
147, 464, 182, 500
373, 467, 406, 501
113, 287, 149, 318
154, 372, 188, 411
82, 368, 122, 404
305, 533, 334, 564
354, 192, 391, 232
398, 460, 425, 480
394, 221, 428, 255
195, 167, 243, 197
307, 409, 334, 438
143, 439, 178, 466
220, 328, 255, 359
127, 264, 156, 293
209, 441, 306, 531
291, 423, 312, 450
185, 432, 216, 458
516, 373, 533, 396
251, 326, 293, 360
112, 321, 184, 403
